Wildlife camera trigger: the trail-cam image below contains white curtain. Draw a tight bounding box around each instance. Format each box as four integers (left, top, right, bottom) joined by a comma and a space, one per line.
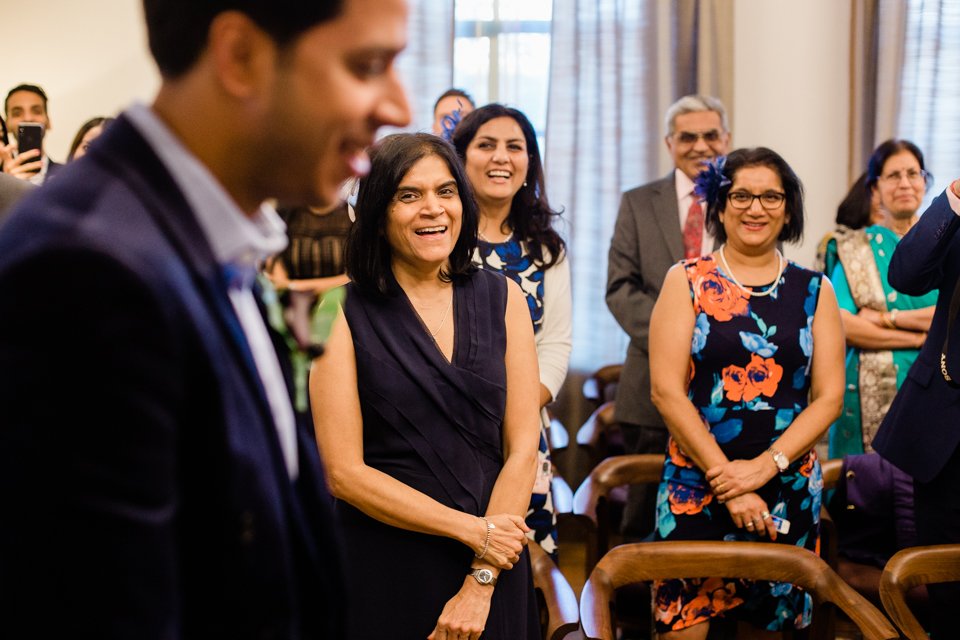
392, 0, 456, 133
896, 0, 960, 200
545, 0, 732, 374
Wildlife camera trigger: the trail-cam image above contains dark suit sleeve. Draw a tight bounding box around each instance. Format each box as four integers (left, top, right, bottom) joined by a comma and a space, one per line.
0, 249, 184, 637
889, 190, 960, 296
606, 191, 658, 344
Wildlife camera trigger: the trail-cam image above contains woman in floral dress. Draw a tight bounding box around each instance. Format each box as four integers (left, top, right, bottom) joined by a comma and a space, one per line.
648, 148, 846, 638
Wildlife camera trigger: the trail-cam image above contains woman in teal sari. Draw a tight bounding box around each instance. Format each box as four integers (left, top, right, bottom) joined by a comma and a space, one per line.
826, 139, 937, 458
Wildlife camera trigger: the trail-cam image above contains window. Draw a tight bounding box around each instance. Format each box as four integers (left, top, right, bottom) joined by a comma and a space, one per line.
453, 0, 553, 146
898, 0, 960, 206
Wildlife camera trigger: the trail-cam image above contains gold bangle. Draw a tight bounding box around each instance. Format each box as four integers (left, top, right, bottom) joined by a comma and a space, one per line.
880, 312, 895, 329
889, 309, 899, 328
475, 517, 494, 560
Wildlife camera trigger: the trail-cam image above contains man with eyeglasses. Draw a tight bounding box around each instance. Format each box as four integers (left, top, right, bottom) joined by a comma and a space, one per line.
606, 95, 730, 541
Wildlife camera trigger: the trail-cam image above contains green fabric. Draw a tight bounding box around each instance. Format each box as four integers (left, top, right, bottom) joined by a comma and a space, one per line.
826, 225, 938, 458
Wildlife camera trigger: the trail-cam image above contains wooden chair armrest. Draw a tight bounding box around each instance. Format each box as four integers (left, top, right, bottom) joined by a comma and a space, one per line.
548, 417, 569, 452
551, 474, 574, 516
880, 544, 960, 640
529, 543, 581, 640
821, 457, 843, 489
575, 402, 616, 449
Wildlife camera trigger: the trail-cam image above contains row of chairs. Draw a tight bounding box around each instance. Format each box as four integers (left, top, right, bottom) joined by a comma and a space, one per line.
534, 532, 958, 639
533, 365, 956, 639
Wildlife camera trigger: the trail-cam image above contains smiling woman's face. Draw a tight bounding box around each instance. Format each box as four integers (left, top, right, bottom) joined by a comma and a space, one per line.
385, 153, 463, 271
463, 116, 529, 211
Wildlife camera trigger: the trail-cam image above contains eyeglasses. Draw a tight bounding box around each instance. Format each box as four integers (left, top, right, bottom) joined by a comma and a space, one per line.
880, 169, 930, 186
727, 191, 786, 210
673, 129, 724, 145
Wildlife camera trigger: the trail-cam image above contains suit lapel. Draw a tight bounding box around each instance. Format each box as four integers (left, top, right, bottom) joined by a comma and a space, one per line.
652, 174, 685, 262
94, 117, 276, 426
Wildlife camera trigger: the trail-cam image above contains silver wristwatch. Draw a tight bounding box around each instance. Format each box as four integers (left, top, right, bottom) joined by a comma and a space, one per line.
768, 447, 789, 473
468, 568, 497, 586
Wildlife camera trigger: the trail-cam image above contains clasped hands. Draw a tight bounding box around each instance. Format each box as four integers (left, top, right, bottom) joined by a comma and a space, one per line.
427, 515, 529, 640
706, 457, 778, 540
473, 513, 528, 570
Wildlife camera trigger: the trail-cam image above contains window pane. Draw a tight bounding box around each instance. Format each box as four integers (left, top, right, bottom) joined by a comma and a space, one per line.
496, 33, 550, 136
453, 37, 491, 107
497, 0, 552, 21
455, 0, 494, 22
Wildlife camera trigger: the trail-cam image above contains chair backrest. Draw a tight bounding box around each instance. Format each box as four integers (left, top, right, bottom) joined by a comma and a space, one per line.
528, 542, 580, 640
579, 541, 899, 640
571, 454, 665, 574
582, 364, 623, 407
879, 544, 960, 640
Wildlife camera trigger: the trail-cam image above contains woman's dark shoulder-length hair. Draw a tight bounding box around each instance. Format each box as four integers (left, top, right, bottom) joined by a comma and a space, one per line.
865, 138, 931, 190
67, 116, 114, 161
451, 103, 565, 268
835, 172, 872, 229
345, 132, 478, 296
704, 147, 805, 245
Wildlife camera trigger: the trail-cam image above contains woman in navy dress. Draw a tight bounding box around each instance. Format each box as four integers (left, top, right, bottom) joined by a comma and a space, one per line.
310, 133, 541, 640
648, 148, 845, 638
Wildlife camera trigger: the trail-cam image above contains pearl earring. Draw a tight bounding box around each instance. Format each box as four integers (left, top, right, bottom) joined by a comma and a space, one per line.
523, 181, 528, 187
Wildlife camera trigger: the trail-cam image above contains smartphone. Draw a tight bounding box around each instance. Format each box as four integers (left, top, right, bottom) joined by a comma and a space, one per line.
17, 123, 44, 171
769, 515, 791, 535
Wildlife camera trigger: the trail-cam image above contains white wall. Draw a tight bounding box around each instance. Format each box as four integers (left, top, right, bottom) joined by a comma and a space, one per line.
1, 1, 159, 162
731, 0, 852, 269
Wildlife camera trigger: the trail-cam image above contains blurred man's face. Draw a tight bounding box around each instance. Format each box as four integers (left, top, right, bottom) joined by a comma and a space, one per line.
6, 90, 50, 144
254, 0, 412, 207
665, 110, 728, 181
432, 95, 474, 136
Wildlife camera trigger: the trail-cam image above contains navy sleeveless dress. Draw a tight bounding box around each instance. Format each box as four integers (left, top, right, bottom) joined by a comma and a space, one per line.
338, 268, 539, 640
654, 256, 825, 633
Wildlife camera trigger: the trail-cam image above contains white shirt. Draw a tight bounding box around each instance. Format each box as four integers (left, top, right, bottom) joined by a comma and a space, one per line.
126, 103, 299, 479
674, 168, 715, 256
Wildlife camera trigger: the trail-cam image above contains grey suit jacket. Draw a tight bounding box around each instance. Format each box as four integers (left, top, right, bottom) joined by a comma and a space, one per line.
606, 173, 685, 427
0, 173, 34, 222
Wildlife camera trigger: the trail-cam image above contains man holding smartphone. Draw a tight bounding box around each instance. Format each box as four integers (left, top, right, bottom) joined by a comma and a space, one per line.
0, 0, 410, 637
1, 83, 63, 184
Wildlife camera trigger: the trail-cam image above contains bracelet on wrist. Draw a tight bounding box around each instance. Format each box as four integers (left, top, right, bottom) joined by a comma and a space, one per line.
880, 312, 895, 329
889, 309, 899, 328
475, 516, 494, 560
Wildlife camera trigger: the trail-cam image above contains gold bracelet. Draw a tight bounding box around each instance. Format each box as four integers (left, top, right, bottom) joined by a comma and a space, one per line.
880, 312, 895, 329
475, 517, 494, 560
889, 308, 899, 328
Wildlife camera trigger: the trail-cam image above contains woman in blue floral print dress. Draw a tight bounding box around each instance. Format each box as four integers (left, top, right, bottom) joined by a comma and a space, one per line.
648, 148, 846, 638
454, 105, 571, 560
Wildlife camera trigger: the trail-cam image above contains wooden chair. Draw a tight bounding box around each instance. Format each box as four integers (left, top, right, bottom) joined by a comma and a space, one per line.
575, 401, 623, 470
879, 544, 960, 640
571, 454, 664, 576
581, 364, 623, 409
528, 542, 581, 640
579, 541, 899, 640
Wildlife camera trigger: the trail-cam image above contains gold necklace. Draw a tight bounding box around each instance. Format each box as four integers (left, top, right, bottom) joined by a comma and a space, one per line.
718, 245, 786, 298
430, 296, 452, 338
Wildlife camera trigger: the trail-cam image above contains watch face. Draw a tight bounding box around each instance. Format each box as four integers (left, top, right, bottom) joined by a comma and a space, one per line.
476, 569, 493, 584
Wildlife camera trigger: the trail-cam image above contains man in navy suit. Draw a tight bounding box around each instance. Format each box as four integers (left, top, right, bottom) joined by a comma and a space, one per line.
0, 0, 410, 637
875, 181, 960, 639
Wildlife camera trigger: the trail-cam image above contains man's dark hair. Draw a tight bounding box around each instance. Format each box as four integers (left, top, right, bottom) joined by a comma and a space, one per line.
433, 88, 475, 114
346, 133, 479, 296
142, 0, 345, 78
704, 147, 805, 244
4, 84, 48, 117
452, 103, 566, 269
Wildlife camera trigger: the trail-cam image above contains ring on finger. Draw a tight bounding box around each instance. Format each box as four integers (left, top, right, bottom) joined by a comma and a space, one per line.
761, 511, 771, 520
745, 521, 754, 529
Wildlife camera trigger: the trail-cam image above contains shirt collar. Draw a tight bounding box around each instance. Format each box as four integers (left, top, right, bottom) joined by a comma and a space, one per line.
674, 167, 698, 201
124, 102, 287, 270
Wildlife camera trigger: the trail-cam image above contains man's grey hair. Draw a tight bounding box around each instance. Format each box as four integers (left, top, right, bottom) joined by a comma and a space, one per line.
664, 95, 729, 136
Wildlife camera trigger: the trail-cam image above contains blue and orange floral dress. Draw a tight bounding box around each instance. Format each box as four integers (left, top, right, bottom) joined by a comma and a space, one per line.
654, 255, 824, 633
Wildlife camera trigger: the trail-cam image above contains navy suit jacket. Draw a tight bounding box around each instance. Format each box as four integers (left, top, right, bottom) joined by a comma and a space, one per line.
874, 190, 960, 483
0, 116, 345, 638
